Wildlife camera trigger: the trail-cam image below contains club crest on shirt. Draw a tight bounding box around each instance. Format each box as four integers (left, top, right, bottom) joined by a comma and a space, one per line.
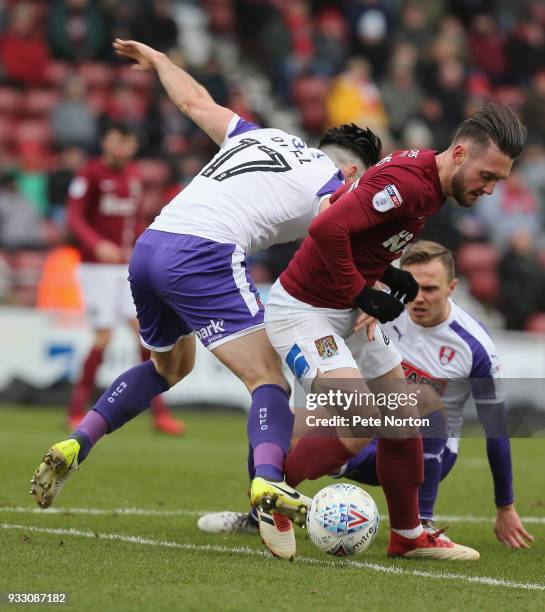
372, 184, 403, 212
439, 345, 456, 366
314, 335, 339, 359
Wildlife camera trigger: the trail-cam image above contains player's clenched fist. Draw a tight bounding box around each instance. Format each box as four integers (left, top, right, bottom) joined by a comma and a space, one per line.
380, 265, 419, 304
354, 285, 404, 323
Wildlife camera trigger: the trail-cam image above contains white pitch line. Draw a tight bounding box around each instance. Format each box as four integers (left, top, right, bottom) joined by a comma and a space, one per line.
0, 506, 204, 517
2, 522, 544, 593
2, 506, 545, 524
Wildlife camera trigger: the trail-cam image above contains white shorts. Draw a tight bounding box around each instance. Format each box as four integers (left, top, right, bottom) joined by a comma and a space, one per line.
265, 280, 401, 393
77, 263, 136, 329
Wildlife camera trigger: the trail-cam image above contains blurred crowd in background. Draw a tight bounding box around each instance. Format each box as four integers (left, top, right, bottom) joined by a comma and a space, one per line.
0, 0, 545, 331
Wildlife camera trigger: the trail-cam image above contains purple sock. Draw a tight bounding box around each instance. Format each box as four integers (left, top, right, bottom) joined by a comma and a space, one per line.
419, 436, 447, 520
71, 410, 109, 463
92, 360, 169, 432
247, 384, 293, 482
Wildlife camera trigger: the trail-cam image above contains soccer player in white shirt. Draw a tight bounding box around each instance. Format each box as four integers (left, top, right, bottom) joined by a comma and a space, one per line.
340, 240, 534, 548
30, 39, 382, 560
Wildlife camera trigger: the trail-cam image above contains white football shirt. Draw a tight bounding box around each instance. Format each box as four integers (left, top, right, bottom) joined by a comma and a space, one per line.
150, 115, 343, 255
383, 299, 504, 442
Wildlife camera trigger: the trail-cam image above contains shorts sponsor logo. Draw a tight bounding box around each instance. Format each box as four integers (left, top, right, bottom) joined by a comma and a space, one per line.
439, 345, 456, 366
196, 319, 225, 342
372, 184, 403, 212
314, 335, 339, 359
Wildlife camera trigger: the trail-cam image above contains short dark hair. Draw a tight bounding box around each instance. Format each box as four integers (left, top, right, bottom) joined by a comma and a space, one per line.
452, 103, 527, 159
101, 121, 136, 139
319, 123, 382, 169
400, 240, 455, 282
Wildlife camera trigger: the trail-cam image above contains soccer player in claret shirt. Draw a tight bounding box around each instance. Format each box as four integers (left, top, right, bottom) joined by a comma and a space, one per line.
66, 122, 184, 436
262, 104, 527, 560
30, 39, 384, 560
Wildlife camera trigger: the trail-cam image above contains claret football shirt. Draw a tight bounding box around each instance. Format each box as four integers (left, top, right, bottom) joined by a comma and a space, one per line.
280, 149, 445, 309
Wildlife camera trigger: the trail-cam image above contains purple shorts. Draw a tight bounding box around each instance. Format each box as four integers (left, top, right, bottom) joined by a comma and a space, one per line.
128, 229, 265, 351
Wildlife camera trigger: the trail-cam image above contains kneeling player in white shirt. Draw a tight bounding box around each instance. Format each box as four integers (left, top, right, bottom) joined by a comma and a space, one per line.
338, 240, 533, 549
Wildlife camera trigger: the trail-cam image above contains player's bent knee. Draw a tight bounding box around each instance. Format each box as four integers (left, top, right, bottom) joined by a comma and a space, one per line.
154, 361, 193, 387
151, 355, 193, 387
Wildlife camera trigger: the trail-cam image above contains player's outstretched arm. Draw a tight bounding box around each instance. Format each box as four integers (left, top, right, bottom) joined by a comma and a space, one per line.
113, 38, 233, 145
494, 503, 534, 548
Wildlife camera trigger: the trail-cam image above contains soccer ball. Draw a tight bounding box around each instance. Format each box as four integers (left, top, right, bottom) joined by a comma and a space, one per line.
306, 483, 379, 556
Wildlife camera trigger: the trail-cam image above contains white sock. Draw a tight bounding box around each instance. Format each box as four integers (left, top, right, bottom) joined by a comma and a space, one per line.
393, 524, 424, 539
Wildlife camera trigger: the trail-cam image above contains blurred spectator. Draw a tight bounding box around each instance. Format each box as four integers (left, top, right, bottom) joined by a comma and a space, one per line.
400, 118, 433, 150
105, 83, 148, 125
256, 4, 293, 99
417, 97, 450, 150
157, 94, 190, 157
130, 0, 178, 54
326, 57, 388, 131
468, 14, 508, 84
507, 16, 545, 83
48, 0, 108, 62
499, 230, 545, 330
522, 71, 545, 143
194, 58, 230, 107
284, 0, 313, 66
102, 0, 134, 47
519, 142, 545, 205
0, 1, 50, 86
394, 1, 434, 50
173, 153, 206, 191
0, 171, 46, 249
433, 58, 467, 125
447, 0, 495, 26
16, 141, 49, 217
351, 7, 390, 80
47, 145, 87, 223
51, 74, 98, 150
380, 56, 423, 141
474, 166, 543, 252
312, 8, 348, 76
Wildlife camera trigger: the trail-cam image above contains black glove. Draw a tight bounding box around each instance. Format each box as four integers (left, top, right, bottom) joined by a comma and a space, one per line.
354, 285, 404, 323
380, 265, 419, 304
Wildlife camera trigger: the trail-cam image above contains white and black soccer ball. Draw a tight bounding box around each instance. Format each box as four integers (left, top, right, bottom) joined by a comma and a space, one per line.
306, 483, 379, 556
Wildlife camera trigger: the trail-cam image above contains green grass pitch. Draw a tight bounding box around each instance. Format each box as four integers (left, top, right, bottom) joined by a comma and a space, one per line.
1, 406, 544, 611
